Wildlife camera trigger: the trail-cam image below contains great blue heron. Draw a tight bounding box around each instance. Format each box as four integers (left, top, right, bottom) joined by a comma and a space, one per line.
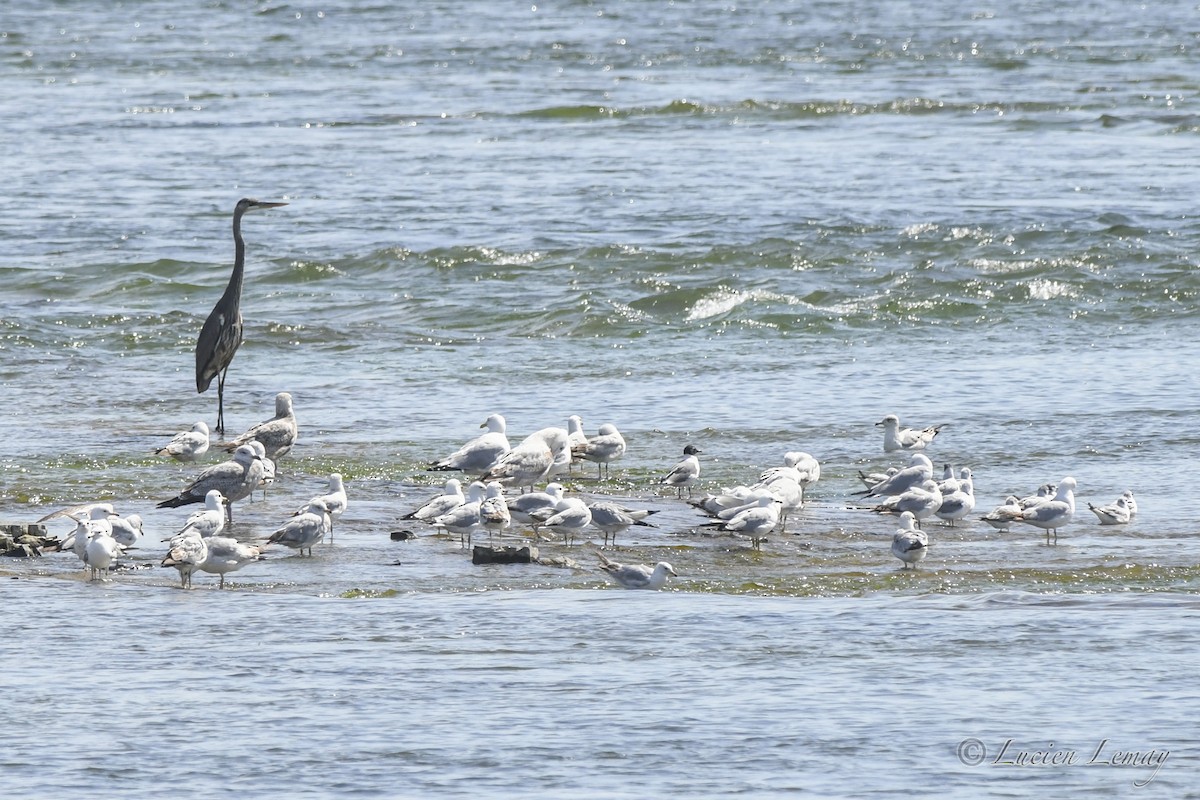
195, 197, 287, 434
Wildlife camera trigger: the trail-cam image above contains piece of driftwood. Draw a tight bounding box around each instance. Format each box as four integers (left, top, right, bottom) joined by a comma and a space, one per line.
472, 545, 538, 565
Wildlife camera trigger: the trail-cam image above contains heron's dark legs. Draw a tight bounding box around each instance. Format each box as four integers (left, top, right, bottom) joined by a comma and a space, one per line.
216, 368, 229, 434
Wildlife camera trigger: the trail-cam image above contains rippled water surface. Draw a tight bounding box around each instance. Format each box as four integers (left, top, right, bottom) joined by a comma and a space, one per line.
3, 0, 1200, 796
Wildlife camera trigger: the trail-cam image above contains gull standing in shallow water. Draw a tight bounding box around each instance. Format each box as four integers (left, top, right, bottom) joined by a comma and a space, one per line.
63, 504, 118, 571
162, 531, 208, 589
432, 481, 487, 546
478, 481, 511, 541
268, 499, 331, 556
296, 473, 348, 540
199, 537, 264, 588
1014, 476, 1077, 544
482, 427, 570, 492
659, 445, 702, 498
564, 415, 588, 474
572, 423, 627, 480
934, 468, 975, 526
857, 453, 934, 498
870, 479, 944, 527
891, 511, 928, 569
705, 493, 780, 550
980, 496, 1023, 531
587, 501, 656, 547
248, 441, 276, 499
108, 514, 144, 550
507, 483, 566, 533
403, 478, 466, 523
156, 444, 263, 521
175, 489, 228, 539
224, 391, 298, 462
534, 496, 593, 545
153, 421, 211, 462
85, 528, 122, 581
877, 414, 944, 453
427, 413, 510, 476
597, 551, 677, 590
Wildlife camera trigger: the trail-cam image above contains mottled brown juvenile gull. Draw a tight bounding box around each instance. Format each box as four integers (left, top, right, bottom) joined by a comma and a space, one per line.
156, 444, 263, 521
224, 391, 298, 461
162, 531, 208, 589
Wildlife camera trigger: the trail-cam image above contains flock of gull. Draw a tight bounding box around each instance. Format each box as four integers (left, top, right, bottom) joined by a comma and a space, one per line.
44, 400, 1139, 592
28, 203, 1140, 592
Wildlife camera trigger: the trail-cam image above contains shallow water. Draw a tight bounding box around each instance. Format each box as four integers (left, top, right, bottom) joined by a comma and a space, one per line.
3, 0, 1200, 795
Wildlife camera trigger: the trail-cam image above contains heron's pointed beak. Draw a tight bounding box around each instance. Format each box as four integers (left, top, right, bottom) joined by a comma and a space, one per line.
254, 201, 288, 210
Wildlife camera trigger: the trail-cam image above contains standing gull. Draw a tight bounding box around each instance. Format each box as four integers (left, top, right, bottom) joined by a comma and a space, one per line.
267, 499, 331, 556
507, 483, 566, 530
934, 469, 975, 526
195, 197, 288, 435
597, 551, 677, 590
224, 391, 298, 462
877, 414, 944, 453
199, 537, 264, 588
162, 531, 208, 589
478, 481, 512, 541
295, 473, 348, 539
870, 479, 944, 527
659, 445, 702, 498
176, 490, 228, 539
248, 441, 276, 499
156, 444, 263, 521
433, 481, 487, 547
153, 421, 211, 463
62, 504, 117, 570
108, 514, 145, 550
403, 479, 466, 524
705, 493, 780, 550
760, 451, 821, 504
482, 427, 570, 492
572, 423, 627, 480
587, 501, 656, 548
981, 496, 1024, 531
84, 527, 122, 581
427, 413, 510, 476
857, 453, 934, 498
533, 496, 593, 546
891, 512, 929, 569
1014, 476, 1077, 544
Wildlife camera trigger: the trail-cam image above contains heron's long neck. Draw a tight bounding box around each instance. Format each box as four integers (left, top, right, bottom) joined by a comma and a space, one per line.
225, 209, 247, 313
